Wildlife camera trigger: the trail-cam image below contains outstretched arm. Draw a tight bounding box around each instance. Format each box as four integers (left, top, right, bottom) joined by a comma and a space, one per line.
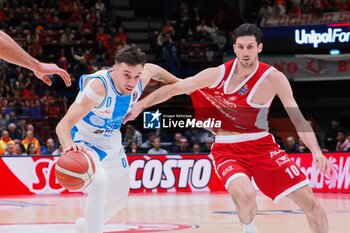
123, 67, 220, 124
0, 31, 71, 86
271, 71, 330, 175
140, 63, 181, 88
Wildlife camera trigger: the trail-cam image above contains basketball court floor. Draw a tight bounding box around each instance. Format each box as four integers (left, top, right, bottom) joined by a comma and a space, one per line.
0, 191, 349, 233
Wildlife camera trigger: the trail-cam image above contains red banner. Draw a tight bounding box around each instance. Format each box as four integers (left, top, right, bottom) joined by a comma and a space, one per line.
0, 153, 349, 195
260, 11, 350, 27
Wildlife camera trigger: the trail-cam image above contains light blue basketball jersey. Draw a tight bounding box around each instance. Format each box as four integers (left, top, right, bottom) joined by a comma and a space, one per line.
71, 69, 142, 149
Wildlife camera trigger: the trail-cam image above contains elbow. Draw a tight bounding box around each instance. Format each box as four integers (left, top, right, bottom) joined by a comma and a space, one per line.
55, 121, 62, 136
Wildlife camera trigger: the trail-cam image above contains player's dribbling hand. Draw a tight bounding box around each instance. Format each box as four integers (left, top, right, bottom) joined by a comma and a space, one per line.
312, 152, 331, 176
123, 102, 143, 124
63, 143, 87, 154
33, 62, 71, 87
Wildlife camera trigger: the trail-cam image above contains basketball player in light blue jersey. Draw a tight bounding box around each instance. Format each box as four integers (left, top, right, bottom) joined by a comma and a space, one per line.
56, 44, 180, 233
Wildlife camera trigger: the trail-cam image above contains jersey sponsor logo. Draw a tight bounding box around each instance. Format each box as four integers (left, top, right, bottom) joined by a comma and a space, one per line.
89, 115, 105, 127
270, 150, 284, 158
238, 84, 248, 96
0, 222, 197, 233
275, 155, 291, 166
222, 165, 233, 176
99, 109, 112, 115
132, 91, 139, 102
228, 96, 237, 101
216, 159, 237, 170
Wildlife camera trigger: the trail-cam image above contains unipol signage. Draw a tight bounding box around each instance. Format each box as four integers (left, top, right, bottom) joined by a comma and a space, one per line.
295, 28, 350, 48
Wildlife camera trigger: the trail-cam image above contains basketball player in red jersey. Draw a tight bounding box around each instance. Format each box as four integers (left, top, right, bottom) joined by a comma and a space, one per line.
124, 24, 330, 233
0, 31, 71, 86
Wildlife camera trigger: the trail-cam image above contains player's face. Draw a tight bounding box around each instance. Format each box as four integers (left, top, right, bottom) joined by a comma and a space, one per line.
114, 62, 143, 95
233, 36, 262, 68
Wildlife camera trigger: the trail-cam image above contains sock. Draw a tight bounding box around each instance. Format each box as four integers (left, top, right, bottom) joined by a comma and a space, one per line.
242, 221, 259, 233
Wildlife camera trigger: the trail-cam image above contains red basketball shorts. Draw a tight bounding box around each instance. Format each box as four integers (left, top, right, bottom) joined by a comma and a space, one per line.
210, 132, 309, 203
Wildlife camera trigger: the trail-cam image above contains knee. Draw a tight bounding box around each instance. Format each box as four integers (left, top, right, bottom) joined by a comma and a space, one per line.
231, 186, 256, 208
304, 198, 325, 218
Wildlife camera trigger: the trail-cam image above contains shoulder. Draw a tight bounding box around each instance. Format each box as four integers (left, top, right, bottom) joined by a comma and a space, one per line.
266, 69, 288, 84
88, 78, 107, 97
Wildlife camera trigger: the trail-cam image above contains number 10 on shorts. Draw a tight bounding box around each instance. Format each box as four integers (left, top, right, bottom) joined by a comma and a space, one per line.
285, 165, 300, 179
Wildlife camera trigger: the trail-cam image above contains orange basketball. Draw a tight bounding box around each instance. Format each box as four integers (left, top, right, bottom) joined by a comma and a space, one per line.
55, 150, 96, 191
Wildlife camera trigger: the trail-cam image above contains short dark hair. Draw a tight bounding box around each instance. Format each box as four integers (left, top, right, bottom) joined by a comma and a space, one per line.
232, 23, 263, 44
115, 44, 147, 65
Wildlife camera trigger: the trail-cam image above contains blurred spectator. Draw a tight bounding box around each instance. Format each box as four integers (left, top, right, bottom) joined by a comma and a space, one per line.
272, 0, 287, 17
96, 26, 109, 50
27, 124, 42, 144
148, 136, 168, 154
0, 106, 9, 129
15, 141, 27, 156
18, 120, 27, 139
336, 131, 350, 152
173, 136, 190, 153
4, 142, 16, 156
171, 132, 183, 152
26, 142, 37, 155
126, 141, 142, 154
288, 1, 303, 16
22, 130, 41, 155
52, 145, 63, 156
7, 123, 22, 140
333, 0, 348, 11
0, 130, 15, 155
41, 138, 56, 155
123, 125, 142, 147
5, 111, 18, 127
196, 19, 213, 41
258, 0, 273, 20
208, 20, 227, 50
325, 119, 346, 151
285, 136, 300, 153
192, 143, 201, 154
298, 139, 310, 153
201, 137, 214, 153
95, 0, 106, 14
112, 26, 127, 51
141, 131, 156, 150
60, 27, 75, 45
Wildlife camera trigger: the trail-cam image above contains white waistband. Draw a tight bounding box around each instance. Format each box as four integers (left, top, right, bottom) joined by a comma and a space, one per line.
215, 132, 269, 143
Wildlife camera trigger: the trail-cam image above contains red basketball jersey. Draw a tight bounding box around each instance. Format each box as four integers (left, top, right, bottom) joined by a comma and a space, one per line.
191, 59, 275, 133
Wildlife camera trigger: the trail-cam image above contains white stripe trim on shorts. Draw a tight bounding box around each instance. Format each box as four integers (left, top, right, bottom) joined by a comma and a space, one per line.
225, 173, 249, 189
215, 132, 269, 143
273, 178, 310, 204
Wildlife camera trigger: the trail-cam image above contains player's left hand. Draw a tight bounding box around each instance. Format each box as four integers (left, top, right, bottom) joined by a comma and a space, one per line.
312, 152, 331, 176
33, 62, 71, 87
123, 102, 143, 124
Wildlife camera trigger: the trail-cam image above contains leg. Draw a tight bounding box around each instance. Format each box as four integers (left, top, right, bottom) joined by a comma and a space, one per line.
288, 185, 329, 233
102, 150, 130, 222
84, 154, 107, 233
227, 176, 257, 225
103, 169, 130, 222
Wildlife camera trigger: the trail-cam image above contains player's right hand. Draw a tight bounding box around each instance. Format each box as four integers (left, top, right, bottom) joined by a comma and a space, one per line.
63, 143, 87, 154
123, 102, 143, 124
33, 62, 71, 87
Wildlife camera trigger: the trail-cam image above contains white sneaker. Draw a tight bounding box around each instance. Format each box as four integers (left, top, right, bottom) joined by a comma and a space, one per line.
75, 218, 88, 233
242, 222, 259, 233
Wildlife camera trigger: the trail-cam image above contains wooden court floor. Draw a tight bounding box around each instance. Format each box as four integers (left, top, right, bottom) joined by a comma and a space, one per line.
0, 192, 349, 233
